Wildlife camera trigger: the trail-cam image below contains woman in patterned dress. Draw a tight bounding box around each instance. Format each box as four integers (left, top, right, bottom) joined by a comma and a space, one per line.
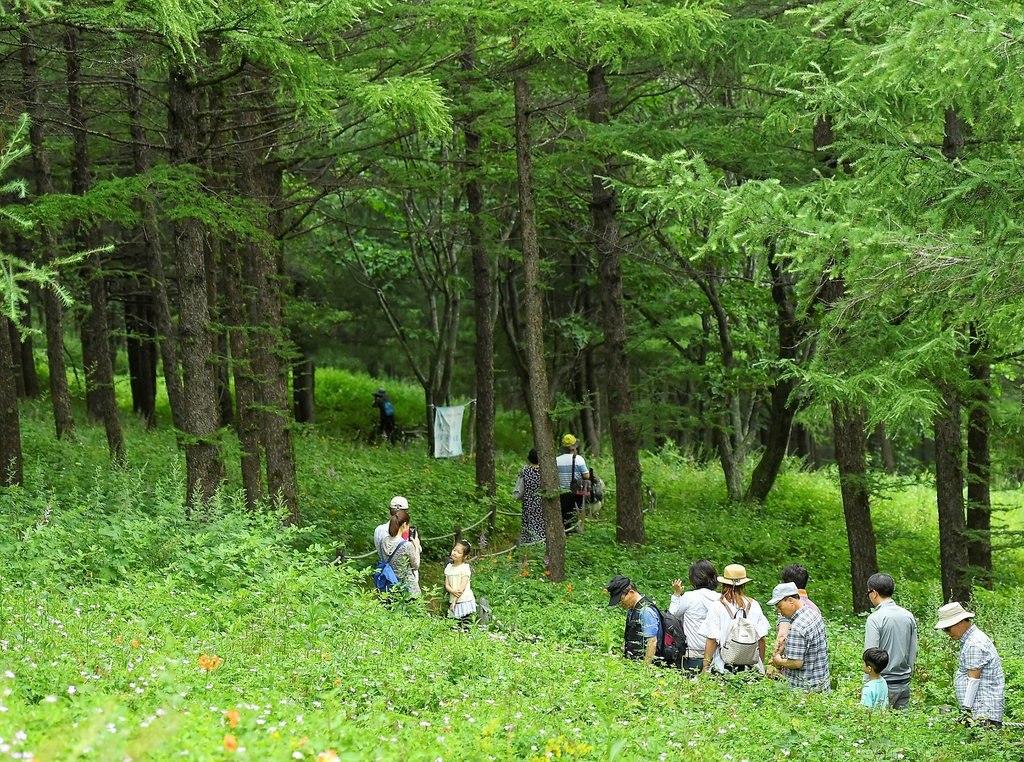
517, 448, 544, 545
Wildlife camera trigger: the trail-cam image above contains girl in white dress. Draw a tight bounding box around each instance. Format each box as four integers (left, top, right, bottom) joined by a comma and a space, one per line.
444, 541, 476, 621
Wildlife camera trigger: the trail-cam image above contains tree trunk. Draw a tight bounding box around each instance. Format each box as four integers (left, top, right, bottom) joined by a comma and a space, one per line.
235, 102, 298, 524
831, 401, 877, 613
22, 26, 75, 441
7, 320, 25, 399
584, 338, 602, 456
293, 340, 316, 424
462, 53, 496, 498
125, 298, 157, 427
934, 390, 970, 603
223, 238, 264, 510
127, 58, 186, 434
588, 63, 645, 545
15, 285, 39, 399
169, 64, 225, 507
746, 250, 804, 502
67, 29, 125, 463
966, 329, 992, 588
874, 422, 897, 475
514, 68, 565, 580
0, 314, 24, 487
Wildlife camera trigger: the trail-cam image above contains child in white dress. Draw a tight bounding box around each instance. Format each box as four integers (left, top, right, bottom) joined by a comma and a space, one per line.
444, 541, 476, 621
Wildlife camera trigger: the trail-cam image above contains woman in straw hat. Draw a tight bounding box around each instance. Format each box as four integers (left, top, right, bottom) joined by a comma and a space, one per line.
697, 563, 769, 674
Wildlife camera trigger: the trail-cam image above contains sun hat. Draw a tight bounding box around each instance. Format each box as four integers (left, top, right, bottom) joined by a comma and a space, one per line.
605, 575, 632, 606
717, 564, 752, 586
934, 601, 975, 630
767, 581, 800, 606
390, 496, 409, 512
561, 434, 578, 448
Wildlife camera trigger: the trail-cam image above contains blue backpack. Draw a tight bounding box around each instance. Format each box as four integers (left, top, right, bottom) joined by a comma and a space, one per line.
383, 400, 394, 416
373, 539, 406, 593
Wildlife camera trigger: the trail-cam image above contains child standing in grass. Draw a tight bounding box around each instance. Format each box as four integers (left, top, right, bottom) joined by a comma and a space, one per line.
445, 541, 476, 622
860, 647, 890, 710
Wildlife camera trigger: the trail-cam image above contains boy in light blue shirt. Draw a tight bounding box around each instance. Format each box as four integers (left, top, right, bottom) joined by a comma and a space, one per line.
860, 648, 890, 710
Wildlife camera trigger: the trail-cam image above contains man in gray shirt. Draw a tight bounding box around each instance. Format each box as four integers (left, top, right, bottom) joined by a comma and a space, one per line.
864, 573, 918, 709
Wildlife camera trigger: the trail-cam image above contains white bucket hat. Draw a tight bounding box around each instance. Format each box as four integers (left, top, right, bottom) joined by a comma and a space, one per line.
934, 601, 975, 630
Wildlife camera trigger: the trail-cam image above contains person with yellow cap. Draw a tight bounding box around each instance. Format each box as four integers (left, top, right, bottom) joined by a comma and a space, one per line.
556, 434, 590, 531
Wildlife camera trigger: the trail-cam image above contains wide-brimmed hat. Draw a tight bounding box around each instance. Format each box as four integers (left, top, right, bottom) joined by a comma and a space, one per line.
934, 601, 975, 630
373, 388, 386, 396
605, 574, 632, 606
717, 564, 752, 586
390, 495, 409, 512
767, 581, 800, 606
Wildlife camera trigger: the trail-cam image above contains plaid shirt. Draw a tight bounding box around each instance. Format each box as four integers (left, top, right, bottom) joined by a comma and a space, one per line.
955, 624, 1005, 722
784, 605, 830, 692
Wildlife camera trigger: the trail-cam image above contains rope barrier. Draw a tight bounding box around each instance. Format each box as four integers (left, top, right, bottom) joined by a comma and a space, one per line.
336, 505, 504, 561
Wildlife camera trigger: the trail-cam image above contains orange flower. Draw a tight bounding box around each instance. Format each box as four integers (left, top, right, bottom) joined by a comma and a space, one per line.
223, 734, 238, 752
566, 585, 572, 591
544, 570, 550, 576
522, 571, 529, 577
322, 653, 330, 661
131, 640, 140, 648
317, 751, 340, 762
116, 636, 122, 644
224, 709, 240, 729
334, 679, 341, 687
298, 736, 309, 747
199, 654, 223, 671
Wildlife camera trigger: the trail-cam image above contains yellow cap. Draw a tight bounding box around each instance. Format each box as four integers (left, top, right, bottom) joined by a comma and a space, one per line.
561, 434, 577, 448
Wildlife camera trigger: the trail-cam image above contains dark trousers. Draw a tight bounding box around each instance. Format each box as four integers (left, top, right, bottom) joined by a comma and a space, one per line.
560, 492, 582, 528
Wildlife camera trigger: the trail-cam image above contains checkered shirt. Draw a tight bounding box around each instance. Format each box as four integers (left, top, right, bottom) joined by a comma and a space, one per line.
955, 624, 1005, 722
784, 605, 830, 692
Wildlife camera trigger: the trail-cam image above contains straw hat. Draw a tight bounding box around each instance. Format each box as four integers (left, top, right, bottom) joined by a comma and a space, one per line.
934, 601, 975, 630
717, 564, 752, 586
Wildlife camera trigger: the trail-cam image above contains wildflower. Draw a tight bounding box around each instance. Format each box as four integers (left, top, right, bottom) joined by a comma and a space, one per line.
116, 636, 122, 644
522, 571, 529, 577
132, 640, 140, 648
566, 585, 572, 591
224, 710, 240, 729
333, 680, 340, 687
68, 686, 76, 695
316, 751, 339, 762
322, 653, 330, 661
544, 571, 550, 576
223, 734, 238, 752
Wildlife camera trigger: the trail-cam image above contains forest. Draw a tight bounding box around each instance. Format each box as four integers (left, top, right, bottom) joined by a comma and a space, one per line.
0, 0, 1022, 758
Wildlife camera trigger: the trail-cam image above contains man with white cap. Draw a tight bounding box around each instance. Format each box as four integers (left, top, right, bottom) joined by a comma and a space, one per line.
935, 602, 1005, 728
375, 496, 410, 560
768, 581, 831, 692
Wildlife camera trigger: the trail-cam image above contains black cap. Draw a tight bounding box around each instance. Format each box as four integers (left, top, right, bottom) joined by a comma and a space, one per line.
605, 575, 632, 606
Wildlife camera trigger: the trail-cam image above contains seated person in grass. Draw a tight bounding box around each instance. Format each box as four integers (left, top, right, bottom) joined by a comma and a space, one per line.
445, 541, 476, 621
860, 647, 890, 710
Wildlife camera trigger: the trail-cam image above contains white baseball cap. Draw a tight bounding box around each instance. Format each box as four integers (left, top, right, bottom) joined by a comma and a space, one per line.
390, 496, 409, 512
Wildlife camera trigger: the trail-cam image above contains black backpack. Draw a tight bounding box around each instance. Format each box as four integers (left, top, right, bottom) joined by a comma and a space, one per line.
638, 598, 684, 669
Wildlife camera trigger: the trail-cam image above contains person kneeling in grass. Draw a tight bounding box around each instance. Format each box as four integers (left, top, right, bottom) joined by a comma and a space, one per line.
445, 541, 477, 623
860, 647, 889, 710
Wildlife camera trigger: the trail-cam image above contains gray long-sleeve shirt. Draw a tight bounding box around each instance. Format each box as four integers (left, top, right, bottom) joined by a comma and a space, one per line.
864, 599, 918, 684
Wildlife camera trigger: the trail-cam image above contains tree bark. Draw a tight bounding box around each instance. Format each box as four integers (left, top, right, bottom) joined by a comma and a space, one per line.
127, 58, 186, 434
7, 320, 25, 399
235, 99, 298, 524
463, 49, 496, 499
746, 249, 805, 502
21, 25, 75, 441
0, 314, 24, 487
514, 68, 565, 580
223, 238, 264, 510
588, 63, 645, 544
873, 422, 897, 475
831, 401, 877, 613
67, 29, 125, 463
169, 64, 225, 507
293, 340, 316, 424
966, 328, 992, 588
125, 297, 157, 427
934, 390, 970, 603
14, 285, 39, 399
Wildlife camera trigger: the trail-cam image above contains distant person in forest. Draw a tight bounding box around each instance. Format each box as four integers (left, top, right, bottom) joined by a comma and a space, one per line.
769, 581, 830, 692
556, 434, 589, 531
935, 602, 1004, 728
371, 388, 396, 445
860, 647, 890, 711
864, 573, 918, 710
699, 564, 769, 674
379, 507, 420, 597
669, 560, 721, 673
514, 448, 544, 546
605, 575, 662, 665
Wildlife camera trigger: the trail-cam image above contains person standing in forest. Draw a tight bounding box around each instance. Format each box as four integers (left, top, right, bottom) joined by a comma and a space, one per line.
371, 388, 396, 445
864, 573, 918, 710
556, 434, 589, 531
605, 575, 662, 665
514, 448, 544, 545
375, 496, 408, 559
780, 563, 820, 615
769, 582, 830, 692
935, 602, 1004, 728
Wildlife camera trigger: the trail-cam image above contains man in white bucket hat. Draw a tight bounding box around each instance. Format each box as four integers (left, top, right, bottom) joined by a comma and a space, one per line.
935, 602, 1004, 728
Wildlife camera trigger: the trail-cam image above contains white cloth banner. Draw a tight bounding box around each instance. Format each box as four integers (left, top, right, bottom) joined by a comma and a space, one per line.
433, 405, 467, 458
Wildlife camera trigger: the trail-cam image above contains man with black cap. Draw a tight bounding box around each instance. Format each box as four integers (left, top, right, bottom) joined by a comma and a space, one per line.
371, 388, 396, 445
557, 434, 589, 530
606, 575, 661, 665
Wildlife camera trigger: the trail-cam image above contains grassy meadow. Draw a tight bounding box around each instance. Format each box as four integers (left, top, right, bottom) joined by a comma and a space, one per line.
0, 371, 1022, 761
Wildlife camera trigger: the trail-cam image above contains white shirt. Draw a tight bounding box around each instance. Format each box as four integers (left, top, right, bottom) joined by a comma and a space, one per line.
698, 595, 770, 673
669, 588, 722, 655
555, 452, 589, 491
373, 521, 390, 559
